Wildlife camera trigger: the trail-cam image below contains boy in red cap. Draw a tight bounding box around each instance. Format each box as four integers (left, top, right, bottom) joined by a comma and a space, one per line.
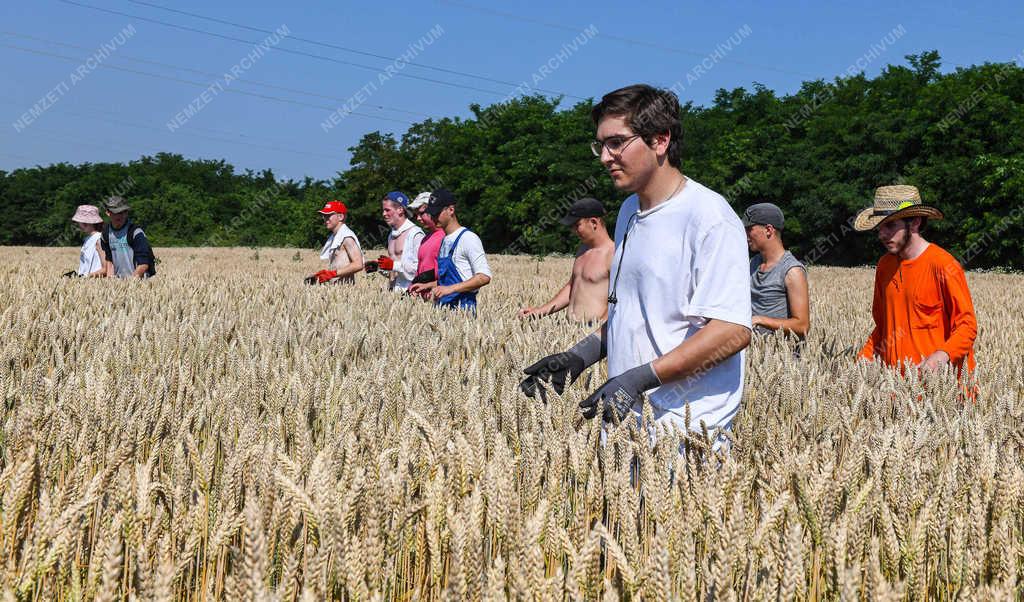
307, 200, 363, 284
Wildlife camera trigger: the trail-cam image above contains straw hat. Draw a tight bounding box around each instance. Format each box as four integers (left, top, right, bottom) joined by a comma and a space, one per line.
853, 185, 944, 231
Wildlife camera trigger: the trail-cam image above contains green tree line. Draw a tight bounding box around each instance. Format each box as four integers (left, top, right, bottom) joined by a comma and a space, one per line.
2, 51, 1022, 268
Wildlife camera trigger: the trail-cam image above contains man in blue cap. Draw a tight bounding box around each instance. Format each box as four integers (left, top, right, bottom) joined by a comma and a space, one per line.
409, 189, 491, 311
380, 190, 424, 291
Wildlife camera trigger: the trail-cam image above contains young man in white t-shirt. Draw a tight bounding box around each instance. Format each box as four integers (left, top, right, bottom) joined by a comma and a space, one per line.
520, 84, 752, 441
409, 189, 491, 311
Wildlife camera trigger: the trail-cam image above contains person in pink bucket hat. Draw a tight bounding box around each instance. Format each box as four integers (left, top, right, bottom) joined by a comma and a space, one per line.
66, 205, 107, 278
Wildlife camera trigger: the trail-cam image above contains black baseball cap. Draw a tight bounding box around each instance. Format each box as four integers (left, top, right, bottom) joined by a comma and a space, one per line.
742, 203, 785, 230
425, 188, 456, 218
558, 197, 606, 226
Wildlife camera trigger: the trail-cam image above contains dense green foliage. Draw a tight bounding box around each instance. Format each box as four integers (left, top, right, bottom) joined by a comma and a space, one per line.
2, 51, 1022, 268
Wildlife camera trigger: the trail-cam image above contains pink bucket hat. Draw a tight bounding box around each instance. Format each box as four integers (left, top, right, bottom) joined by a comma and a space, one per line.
71, 205, 104, 224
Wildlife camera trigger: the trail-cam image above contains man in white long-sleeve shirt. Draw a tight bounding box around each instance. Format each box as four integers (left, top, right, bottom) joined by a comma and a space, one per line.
381, 191, 425, 292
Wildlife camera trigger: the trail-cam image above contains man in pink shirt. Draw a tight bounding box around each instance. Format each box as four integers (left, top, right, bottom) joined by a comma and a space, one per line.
408, 191, 444, 299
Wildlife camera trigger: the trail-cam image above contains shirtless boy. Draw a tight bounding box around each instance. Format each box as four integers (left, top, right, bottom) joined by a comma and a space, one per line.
307, 200, 364, 284
518, 197, 614, 323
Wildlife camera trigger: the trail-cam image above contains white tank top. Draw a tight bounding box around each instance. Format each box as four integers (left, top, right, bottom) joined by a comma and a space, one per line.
78, 232, 103, 276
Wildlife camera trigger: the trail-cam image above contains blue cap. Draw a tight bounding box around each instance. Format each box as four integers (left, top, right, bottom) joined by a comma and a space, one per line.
384, 191, 409, 207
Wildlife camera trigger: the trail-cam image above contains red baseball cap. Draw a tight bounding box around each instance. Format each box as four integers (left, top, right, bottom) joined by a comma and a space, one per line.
317, 200, 347, 215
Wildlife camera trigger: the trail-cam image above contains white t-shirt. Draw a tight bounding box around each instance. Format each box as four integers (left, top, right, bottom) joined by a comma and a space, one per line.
78, 231, 103, 276
606, 178, 752, 434
439, 227, 492, 281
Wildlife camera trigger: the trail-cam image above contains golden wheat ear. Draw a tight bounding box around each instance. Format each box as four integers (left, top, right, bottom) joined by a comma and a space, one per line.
0, 249, 1011, 600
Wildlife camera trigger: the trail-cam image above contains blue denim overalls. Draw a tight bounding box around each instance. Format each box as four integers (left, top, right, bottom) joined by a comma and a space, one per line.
437, 228, 477, 311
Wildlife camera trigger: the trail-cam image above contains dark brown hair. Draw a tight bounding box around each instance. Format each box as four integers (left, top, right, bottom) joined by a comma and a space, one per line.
591, 84, 683, 167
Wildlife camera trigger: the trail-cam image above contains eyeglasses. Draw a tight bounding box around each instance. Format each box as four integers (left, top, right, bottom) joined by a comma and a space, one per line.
590, 134, 642, 157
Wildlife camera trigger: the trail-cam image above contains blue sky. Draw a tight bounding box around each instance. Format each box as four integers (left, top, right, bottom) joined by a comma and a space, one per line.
2, 1, 1022, 181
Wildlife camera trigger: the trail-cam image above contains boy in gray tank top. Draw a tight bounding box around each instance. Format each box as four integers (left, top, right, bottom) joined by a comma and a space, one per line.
742, 203, 810, 338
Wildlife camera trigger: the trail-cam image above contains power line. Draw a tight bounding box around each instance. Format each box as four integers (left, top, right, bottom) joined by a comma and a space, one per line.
860, 10, 1019, 41
0, 151, 42, 163
124, 0, 587, 100
1, 42, 416, 126
58, 0, 524, 99
1, 30, 431, 119
11, 127, 312, 180
3, 88, 343, 149
439, 0, 820, 79
20, 125, 168, 157
0, 98, 343, 161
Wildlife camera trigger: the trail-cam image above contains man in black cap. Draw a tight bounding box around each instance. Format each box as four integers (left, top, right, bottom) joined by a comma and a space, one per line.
408, 189, 491, 311
518, 197, 614, 322
742, 203, 809, 338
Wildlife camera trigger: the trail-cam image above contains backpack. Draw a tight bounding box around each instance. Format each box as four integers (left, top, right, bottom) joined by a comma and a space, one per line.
101, 223, 157, 277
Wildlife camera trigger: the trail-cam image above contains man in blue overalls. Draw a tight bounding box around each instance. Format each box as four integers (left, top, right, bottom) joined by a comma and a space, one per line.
412, 189, 492, 311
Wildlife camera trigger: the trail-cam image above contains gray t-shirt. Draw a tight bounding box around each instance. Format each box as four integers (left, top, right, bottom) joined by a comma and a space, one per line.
750, 251, 805, 334
108, 225, 135, 278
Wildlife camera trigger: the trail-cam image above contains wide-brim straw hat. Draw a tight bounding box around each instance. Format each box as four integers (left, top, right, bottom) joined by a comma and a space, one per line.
853, 185, 944, 231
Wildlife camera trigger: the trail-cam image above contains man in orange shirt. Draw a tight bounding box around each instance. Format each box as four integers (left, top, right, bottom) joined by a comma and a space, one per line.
854, 185, 977, 375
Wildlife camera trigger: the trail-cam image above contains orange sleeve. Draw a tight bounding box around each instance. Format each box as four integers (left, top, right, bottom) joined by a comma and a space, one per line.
937, 259, 977, 364
859, 263, 885, 360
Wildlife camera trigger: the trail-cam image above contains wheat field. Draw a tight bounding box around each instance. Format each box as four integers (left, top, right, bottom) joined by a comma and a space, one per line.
0, 247, 1022, 601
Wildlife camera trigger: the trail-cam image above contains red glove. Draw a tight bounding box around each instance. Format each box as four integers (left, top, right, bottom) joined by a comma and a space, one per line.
377, 256, 394, 271
315, 270, 338, 283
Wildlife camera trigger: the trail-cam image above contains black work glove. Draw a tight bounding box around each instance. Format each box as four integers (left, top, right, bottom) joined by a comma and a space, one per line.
579, 363, 661, 423
520, 352, 586, 400
62, 270, 79, 278
411, 269, 436, 285
520, 332, 606, 400
364, 261, 379, 273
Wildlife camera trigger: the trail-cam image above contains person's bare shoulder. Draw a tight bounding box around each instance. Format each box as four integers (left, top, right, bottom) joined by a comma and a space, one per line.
573, 242, 613, 280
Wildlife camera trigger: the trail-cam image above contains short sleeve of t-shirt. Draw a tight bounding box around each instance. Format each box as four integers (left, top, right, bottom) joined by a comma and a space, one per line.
450, 229, 492, 280
685, 220, 753, 328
